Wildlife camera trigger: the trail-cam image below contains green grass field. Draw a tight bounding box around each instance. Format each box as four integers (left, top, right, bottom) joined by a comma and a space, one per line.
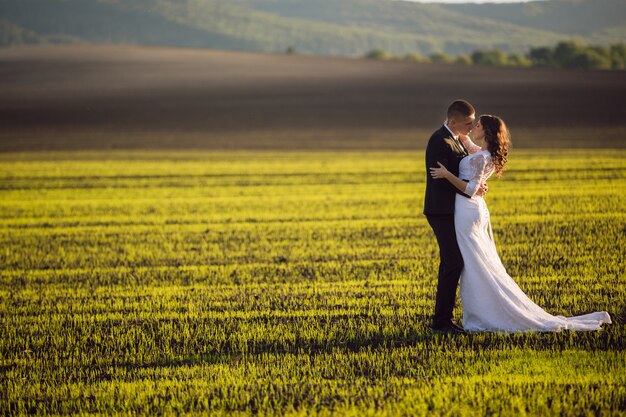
1, 149, 625, 416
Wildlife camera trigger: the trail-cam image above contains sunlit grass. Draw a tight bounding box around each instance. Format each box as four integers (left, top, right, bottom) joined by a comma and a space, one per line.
1, 149, 625, 415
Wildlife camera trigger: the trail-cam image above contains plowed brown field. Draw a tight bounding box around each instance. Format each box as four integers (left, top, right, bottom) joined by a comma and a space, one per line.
1, 45, 625, 150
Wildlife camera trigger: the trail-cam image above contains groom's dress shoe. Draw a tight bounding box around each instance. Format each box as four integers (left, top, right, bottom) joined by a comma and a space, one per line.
430, 322, 466, 334
450, 322, 465, 332
431, 325, 466, 334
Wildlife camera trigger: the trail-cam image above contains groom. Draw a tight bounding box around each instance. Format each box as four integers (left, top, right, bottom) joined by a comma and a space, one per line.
424, 99, 486, 334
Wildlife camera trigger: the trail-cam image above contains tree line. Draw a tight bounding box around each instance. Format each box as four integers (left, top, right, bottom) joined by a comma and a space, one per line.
363, 41, 626, 70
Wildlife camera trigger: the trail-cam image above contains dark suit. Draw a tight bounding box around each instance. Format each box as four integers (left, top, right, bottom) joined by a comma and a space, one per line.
424, 125, 469, 328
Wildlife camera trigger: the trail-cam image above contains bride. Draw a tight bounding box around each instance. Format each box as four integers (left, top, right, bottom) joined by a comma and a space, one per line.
430, 114, 611, 332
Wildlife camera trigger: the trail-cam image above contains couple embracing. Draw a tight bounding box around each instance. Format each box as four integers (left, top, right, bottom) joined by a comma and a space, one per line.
424, 100, 611, 333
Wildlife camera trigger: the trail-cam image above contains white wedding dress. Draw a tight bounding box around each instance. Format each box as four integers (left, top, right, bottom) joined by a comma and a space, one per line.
455, 147, 611, 332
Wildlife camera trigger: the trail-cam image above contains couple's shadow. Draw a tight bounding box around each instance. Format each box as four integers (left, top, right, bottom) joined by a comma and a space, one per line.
171, 324, 620, 370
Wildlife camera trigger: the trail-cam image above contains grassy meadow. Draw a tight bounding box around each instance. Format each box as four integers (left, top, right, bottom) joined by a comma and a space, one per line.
1, 148, 625, 415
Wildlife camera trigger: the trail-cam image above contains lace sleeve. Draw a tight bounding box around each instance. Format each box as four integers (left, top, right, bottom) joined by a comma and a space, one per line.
465, 153, 493, 197
460, 135, 482, 154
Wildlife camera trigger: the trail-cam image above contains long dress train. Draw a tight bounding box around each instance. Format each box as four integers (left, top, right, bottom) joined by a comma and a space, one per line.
454, 149, 611, 332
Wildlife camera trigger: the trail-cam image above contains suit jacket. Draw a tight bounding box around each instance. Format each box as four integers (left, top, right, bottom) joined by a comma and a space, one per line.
423, 125, 470, 216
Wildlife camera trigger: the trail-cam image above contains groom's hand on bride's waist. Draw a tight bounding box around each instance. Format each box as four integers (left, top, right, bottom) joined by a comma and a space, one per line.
476, 182, 488, 197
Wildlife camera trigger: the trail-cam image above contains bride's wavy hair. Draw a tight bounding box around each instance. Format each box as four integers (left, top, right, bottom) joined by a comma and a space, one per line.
480, 114, 511, 177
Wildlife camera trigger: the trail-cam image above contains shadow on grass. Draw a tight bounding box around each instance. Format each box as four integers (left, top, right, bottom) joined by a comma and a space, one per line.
118, 323, 623, 372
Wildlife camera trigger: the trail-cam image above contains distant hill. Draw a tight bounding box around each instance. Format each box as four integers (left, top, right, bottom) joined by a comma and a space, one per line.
0, 0, 624, 56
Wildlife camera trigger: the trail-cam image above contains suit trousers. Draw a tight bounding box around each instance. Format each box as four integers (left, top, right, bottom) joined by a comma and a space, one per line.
426, 215, 464, 327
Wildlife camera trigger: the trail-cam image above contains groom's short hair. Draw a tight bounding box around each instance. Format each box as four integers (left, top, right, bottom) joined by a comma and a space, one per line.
447, 100, 475, 120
